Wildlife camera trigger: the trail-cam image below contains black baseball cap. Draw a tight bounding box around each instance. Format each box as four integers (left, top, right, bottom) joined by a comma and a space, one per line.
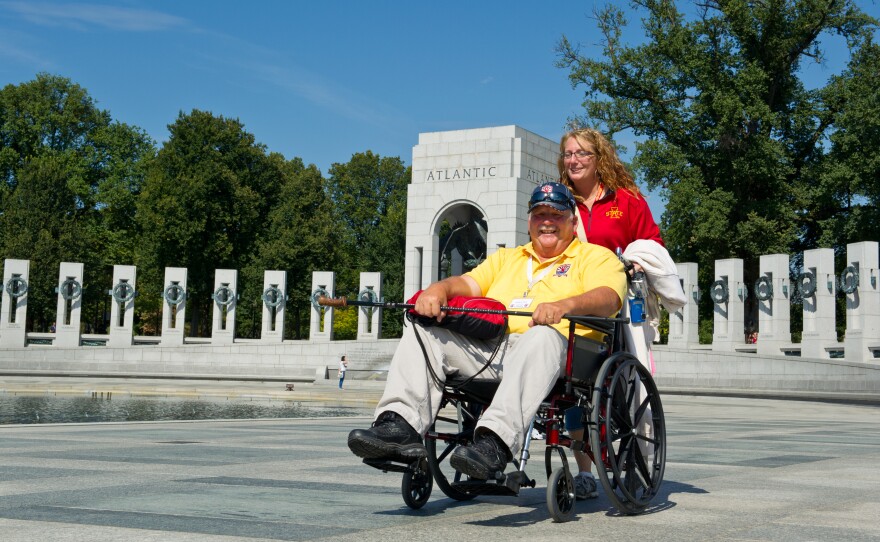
528, 182, 576, 213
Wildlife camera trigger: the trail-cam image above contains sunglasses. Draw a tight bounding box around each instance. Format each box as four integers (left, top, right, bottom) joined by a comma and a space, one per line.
528, 189, 576, 212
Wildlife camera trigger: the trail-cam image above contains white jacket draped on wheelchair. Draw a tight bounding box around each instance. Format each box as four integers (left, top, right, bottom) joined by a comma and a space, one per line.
360, 312, 666, 521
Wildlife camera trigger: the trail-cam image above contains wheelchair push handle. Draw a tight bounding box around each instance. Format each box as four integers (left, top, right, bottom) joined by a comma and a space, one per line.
615, 248, 646, 281
615, 247, 647, 302
615, 247, 633, 272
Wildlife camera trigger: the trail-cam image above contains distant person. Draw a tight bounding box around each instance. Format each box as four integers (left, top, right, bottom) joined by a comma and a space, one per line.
338, 355, 348, 389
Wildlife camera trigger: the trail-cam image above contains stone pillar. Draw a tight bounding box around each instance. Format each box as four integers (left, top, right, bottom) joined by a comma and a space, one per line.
160, 267, 188, 346
843, 241, 879, 363
260, 270, 287, 343
211, 269, 238, 344
668, 262, 699, 347
412, 247, 424, 293
55, 262, 84, 348
357, 272, 383, 341
310, 271, 335, 341
756, 254, 792, 356
800, 248, 838, 359
1, 259, 30, 348
711, 258, 746, 351
107, 265, 137, 348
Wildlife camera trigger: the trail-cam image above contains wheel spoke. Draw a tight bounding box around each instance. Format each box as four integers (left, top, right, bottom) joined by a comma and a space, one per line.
612, 434, 634, 479
634, 432, 659, 447
624, 367, 638, 410
632, 394, 650, 427
628, 439, 651, 491
435, 440, 457, 463
609, 395, 633, 435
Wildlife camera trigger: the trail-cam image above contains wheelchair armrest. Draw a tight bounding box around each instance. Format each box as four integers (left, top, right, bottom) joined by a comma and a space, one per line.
565, 315, 628, 337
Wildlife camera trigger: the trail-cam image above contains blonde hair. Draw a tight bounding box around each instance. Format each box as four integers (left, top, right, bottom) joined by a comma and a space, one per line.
557, 128, 643, 201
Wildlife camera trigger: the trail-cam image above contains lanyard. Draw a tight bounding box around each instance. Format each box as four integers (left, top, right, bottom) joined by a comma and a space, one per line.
525, 254, 565, 296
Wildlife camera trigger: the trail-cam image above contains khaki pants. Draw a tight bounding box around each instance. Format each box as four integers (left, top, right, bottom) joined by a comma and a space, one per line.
374, 323, 567, 456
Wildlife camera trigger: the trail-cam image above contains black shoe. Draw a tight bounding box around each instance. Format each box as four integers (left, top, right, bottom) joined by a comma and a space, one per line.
348, 411, 426, 462
449, 430, 512, 480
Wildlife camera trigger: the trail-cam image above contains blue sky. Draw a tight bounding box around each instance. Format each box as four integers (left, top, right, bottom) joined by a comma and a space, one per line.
1, 1, 877, 221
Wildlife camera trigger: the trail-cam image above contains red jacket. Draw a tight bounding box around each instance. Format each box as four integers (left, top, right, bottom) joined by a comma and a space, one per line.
576, 187, 663, 253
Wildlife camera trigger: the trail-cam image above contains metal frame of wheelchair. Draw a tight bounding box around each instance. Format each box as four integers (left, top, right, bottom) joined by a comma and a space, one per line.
364, 315, 667, 521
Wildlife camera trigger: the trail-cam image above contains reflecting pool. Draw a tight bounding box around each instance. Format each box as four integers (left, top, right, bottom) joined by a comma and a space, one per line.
0, 395, 369, 425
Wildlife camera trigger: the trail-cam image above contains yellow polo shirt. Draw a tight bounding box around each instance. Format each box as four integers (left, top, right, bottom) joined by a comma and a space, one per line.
465, 238, 626, 338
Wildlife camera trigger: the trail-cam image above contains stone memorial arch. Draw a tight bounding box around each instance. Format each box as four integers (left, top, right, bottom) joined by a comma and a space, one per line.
404, 126, 559, 297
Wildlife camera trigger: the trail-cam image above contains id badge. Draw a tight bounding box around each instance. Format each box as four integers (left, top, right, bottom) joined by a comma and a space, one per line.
509, 297, 533, 309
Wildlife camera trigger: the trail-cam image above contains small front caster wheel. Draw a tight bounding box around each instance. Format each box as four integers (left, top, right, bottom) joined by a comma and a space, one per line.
546, 467, 575, 522
402, 458, 433, 509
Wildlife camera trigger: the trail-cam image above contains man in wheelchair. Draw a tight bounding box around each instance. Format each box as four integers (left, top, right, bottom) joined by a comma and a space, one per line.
348, 182, 627, 481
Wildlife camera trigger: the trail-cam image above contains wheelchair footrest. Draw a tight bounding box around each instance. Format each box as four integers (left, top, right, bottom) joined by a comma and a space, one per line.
362, 458, 418, 474
451, 471, 534, 496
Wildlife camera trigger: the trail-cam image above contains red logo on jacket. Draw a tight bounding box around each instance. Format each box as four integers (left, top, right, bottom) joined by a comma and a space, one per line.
606, 207, 623, 219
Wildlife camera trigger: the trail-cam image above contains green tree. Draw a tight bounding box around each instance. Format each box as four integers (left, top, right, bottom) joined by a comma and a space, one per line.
556, 0, 878, 323
333, 305, 359, 341
136, 110, 284, 336
91, 122, 156, 265
242, 159, 338, 339
1, 153, 83, 330
813, 40, 880, 247
325, 152, 410, 337
0, 74, 154, 331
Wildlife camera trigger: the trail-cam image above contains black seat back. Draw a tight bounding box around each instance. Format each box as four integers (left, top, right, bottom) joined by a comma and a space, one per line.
564, 316, 626, 386
569, 334, 610, 386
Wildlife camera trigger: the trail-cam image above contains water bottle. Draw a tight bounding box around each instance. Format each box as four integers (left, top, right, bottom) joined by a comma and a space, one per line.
629, 271, 646, 323
629, 297, 645, 323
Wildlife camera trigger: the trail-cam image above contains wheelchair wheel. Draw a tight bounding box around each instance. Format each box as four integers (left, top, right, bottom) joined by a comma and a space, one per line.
546, 467, 576, 523
590, 352, 666, 514
402, 458, 432, 509
425, 398, 480, 501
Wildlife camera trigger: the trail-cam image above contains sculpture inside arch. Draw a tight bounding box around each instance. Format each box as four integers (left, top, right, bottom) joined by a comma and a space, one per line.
437, 207, 487, 279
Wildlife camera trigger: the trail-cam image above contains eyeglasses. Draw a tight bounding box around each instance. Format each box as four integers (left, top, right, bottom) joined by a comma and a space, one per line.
561, 150, 594, 160
528, 190, 576, 212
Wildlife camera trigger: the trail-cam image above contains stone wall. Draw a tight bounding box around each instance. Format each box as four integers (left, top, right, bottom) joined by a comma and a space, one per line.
652, 345, 880, 401
0, 339, 399, 382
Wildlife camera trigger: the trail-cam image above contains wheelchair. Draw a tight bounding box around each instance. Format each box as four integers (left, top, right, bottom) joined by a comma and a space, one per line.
362, 314, 667, 521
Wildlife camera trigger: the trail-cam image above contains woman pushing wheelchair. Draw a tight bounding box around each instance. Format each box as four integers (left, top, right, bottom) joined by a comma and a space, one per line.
557, 127, 686, 499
